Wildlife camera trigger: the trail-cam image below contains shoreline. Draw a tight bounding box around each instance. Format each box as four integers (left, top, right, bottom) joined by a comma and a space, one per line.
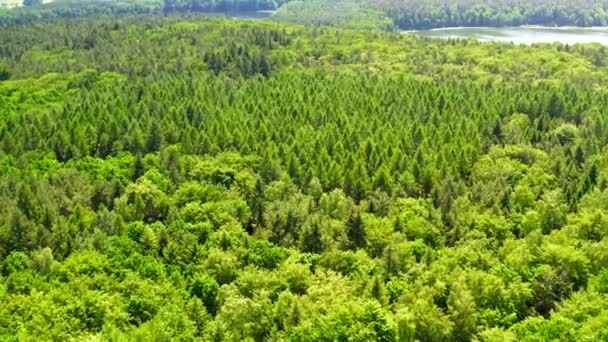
405, 25, 608, 33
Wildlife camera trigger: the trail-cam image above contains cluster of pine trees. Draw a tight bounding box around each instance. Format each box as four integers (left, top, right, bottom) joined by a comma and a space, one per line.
1, 14, 608, 341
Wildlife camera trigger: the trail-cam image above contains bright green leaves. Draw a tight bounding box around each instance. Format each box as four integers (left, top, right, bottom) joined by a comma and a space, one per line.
189, 273, 219, 315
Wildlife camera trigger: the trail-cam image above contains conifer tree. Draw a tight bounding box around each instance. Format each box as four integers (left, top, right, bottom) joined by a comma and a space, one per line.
302, 222, 324, 253
346, 211, 366, 249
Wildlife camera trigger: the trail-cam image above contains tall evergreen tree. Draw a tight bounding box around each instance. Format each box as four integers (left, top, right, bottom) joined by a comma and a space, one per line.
346, 211, 366, 249
302, 222, 324, 253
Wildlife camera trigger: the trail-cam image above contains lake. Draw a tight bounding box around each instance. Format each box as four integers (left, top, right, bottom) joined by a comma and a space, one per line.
229, 10, 275, 20
410, 26, 608, 45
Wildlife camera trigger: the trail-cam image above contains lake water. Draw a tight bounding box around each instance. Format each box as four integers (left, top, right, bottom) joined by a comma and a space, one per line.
229, 10, 275, 20
410, 27, 608, 45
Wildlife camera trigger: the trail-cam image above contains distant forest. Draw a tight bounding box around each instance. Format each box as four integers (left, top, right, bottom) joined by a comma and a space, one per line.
375, 0, 608, 28
163, 0, 289, 12
2, 0, 608, 28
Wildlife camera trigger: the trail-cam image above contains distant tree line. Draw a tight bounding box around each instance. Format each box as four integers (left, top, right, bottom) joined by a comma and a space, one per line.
0, 0, 291, 26
164, 0, 289, 12
5, 0, 608, 29
376, 0, 608, 29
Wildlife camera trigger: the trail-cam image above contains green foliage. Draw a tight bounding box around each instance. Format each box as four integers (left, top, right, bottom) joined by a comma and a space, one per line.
374, 0, 608, 29
0, 0, 289, 27
346, 211, 366, 249
164, 0, 290, 13
274, 0, 395, 30
0, 14, 607, 341
249, 240, 288, 268
0, 0, 162, 26
189, 273, 220, 315
3, 0, 608, 31
0, 61, 9, 81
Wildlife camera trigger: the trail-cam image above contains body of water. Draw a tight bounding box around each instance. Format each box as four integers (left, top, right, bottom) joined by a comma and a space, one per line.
410, 26, 608, 45
229, 10, 275, 20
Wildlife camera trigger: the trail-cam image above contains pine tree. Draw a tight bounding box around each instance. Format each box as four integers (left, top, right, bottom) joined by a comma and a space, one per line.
346, 211, 366, 249
373, 166, 393, 194
302, 222, 324, 253
288, 154, 301, 185
369, 275, 387, 305
251, 179, 265, 228
132, 154, 145, 180
271, 215, 283, 245
146, 121, 163, 152
548, 92, 565, 118
575, 145, 585, 166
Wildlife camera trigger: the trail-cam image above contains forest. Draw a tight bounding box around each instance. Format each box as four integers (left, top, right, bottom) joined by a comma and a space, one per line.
276, 0, 608, 29
272, 0, 395, 30
0, 0, 286, 26
4, 0, 608, 29
374, 0, 608, 29
1, 10, 608, 342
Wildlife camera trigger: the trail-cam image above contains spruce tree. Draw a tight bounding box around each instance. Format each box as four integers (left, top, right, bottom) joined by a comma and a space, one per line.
302, 222, 324, 253
346, 211, 366, 249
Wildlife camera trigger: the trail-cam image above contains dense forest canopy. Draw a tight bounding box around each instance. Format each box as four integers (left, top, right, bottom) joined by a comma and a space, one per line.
1, 12, 608, 341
